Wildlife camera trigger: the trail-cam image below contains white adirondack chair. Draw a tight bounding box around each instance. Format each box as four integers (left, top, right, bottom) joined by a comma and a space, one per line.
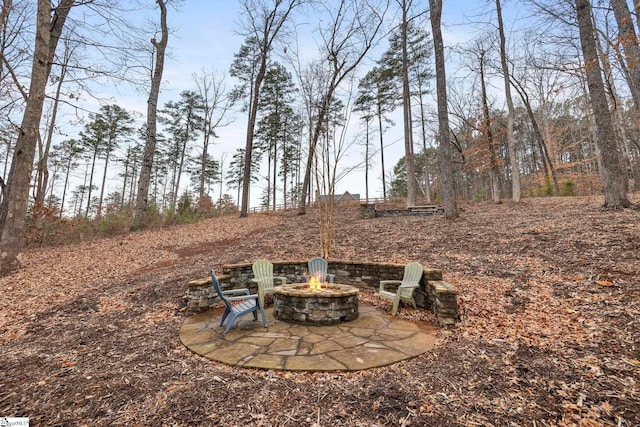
251, 259, 287, 307
378, 262, 423, 315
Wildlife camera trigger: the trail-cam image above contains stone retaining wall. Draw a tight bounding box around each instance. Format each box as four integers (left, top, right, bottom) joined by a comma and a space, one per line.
187, 260, 459, 326
359, 203, 444, 218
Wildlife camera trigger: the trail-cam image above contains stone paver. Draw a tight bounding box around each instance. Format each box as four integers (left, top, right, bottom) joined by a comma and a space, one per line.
180, 303, 437, 372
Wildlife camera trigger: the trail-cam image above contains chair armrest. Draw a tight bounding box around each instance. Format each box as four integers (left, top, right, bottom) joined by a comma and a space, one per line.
380, 280, 402, 291
398, 284, 419, 297
379, 280, 401, 292
226, 294, 259, 302
327, 274, 335, 284
222, 288, 251, 296
274, 276, 287, 285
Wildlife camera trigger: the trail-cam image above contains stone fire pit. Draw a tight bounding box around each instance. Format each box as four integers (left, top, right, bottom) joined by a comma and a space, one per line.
273, 283, 359, 326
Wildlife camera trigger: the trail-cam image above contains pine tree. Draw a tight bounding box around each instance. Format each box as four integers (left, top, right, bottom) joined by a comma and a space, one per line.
95, 105, 134, 218
354, 67, 399, 200
226, 148, 261, 207
255, 63, 299, 210
159, 91, 204, 210
379, 18, 434, 205
53, 138, 84, 217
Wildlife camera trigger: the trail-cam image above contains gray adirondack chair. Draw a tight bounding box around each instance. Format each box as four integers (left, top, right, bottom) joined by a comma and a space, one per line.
307, 257, 335, 284
211, 269, 267, 334
251, 259, 287, 307
378, 262, 423, 315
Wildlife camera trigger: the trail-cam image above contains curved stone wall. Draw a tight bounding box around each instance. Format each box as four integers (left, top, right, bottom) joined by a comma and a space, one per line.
187, 260, 459, 326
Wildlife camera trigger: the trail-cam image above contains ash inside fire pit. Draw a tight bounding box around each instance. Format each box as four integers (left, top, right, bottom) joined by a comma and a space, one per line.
273, 283, 359, 326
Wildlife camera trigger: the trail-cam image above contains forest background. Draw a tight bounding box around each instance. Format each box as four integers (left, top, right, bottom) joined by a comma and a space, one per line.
0, 0, 638, 256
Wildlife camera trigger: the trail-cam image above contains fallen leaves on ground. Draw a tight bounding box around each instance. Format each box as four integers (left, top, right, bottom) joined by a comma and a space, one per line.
1, 195, 639, 426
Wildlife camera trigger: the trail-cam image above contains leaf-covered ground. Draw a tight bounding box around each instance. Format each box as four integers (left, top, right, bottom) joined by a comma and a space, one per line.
1, 195, 639, 426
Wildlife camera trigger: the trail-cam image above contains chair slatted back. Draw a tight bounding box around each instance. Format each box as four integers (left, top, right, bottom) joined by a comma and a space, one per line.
308, 257, 329, 283
400, 262, 423, 287
252, 259, 275, 290
211, 270, 232, 311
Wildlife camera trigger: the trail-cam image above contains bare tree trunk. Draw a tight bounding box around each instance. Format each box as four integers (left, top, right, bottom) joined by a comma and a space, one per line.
576, 0, 630, 208
282, 126, 288, 210
84, 151, 98, 218
429, 0, 458, 219
240, 66, 265, 217
365, 119, 370, 203
134, 0, 168, 230
0, 0, 11, 33
401, 0, 417, 206
611, 0, 640, 111
97, 146, 112, 218
594, 12, 636, 192
418, 95, 432, 203
60, 156, 72, 217
377, 104, 387, 200
172, 135, 189, 210
315, 128, 336, 259
121, 147, 130, 210
510, 74, 560, 192
35, 59, 67, 208
608, 0, 639, 191
540, 123, 557, 187
273, 141, 278, 211
495, 0, 520, 202
0, 0, 73, 275
479, 50, 502, 204
239, 0, 302, 218
218, 154, 225, 213
299, 81, 336, 215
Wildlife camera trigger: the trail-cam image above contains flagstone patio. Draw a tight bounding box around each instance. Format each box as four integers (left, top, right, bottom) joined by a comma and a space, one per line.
180, 303, 437, 372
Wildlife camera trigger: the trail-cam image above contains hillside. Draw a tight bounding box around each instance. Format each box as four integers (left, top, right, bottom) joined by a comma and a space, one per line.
1, 195, 639, 426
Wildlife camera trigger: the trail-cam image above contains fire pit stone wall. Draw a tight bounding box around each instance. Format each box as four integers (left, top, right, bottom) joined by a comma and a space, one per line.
187, 260, 458, 326
273, 283, 359, 325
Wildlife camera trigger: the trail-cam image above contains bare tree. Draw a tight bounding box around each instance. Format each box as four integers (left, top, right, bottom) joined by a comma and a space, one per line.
0, 0, 74, 275
134, 0, 168, 230
34, 36, 73, 208
495, 0, 521, 202
575, 0, 630, 208
429, 0, 458, 218
315, 83, 364, 258
297, 0, 388, 216
594, 6, 636, 192
610, 0, 640, 111
509, 66, 560, 192
478, 45, 503, 204
0, 1, 34, 120
193, 69, 234, 200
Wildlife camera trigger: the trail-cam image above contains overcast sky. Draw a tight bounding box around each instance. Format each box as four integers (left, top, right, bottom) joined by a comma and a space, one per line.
83, 0, 526, 208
